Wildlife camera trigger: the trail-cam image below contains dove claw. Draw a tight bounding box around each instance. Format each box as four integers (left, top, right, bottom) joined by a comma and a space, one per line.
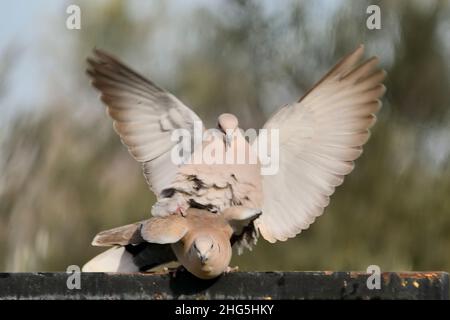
177, 206, 187, 216
225, 265, 239, 273
171, 265, 186, 278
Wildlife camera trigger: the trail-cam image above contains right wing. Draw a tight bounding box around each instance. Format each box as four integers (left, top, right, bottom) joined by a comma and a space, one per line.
87, 49, 204, 196
92, 221, 144, 246
255, 45, 386, 242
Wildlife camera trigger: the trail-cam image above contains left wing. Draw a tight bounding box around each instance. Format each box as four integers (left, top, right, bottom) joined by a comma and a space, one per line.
87, 50, 204, 196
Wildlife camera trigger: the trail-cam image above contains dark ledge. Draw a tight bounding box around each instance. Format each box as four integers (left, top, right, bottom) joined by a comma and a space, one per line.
0, 272, 448, 300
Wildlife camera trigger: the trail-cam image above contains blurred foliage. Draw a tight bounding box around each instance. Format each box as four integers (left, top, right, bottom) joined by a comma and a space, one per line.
0, 0, 449, 272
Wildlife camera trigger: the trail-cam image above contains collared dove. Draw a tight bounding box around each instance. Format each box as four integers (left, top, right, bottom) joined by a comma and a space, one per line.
87, 50, 263, 251
85, 45, 386, 273
82, 207, 260, 279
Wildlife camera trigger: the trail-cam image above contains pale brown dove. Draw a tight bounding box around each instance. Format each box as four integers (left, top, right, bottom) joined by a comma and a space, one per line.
85, 45, 386, 272
82, 207, 260, 279
87, 50, 263, 252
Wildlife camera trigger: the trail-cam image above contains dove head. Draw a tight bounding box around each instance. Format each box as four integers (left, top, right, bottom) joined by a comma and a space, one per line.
178, 232, 232, 280
217, 113, 239, 133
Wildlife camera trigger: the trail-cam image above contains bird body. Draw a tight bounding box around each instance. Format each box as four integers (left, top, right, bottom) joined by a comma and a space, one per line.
83, 208, 256, 279
158, 131, 263, 216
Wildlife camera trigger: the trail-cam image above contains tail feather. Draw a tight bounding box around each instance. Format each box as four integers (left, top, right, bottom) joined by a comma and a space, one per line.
82, 246, 139, 272
82, 243, 177, 272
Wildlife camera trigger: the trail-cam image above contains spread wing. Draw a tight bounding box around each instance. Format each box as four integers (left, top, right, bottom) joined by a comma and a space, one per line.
92, 215, 189, 246
140, 215, 189, 244
87, 49, 203, 196
92, 221, 144, 246
255, 45, 386, 242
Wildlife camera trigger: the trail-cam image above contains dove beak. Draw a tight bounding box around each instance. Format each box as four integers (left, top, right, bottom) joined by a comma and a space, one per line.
200, 255, 208, 265
225, 134, 232, 148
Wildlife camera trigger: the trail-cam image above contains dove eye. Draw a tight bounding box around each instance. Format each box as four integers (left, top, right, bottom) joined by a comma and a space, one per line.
210, 243, 214, 249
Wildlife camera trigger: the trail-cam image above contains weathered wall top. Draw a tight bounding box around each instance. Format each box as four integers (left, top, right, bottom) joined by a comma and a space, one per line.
0, 271, 448, 300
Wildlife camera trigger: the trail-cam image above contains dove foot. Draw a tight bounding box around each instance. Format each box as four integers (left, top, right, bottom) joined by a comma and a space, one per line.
169, 265, 187, 278
176, 205, 187, 216
225, 265, 239, 273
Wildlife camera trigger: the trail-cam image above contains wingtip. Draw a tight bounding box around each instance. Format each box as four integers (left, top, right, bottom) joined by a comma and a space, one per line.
93, 48, 120, 63
91, 234, 105, 247
367, 55, 381, 68
379, 83, 387, 96
355, 44, 365, 53
350, 44, 365, 56
85, 68, 95, 78
86, 56, 99, 70
93, 47, 106, 57
86, 48, 115, 67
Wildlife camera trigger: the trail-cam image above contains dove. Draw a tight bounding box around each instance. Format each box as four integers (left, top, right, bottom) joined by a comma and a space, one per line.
87, 50, 263, 252
87, 52, 262, 219
85, 44, 386, 272
82, 207, 261, 279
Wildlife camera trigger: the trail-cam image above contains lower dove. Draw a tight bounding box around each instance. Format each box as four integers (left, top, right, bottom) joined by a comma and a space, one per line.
84, 45, 386, 275
82, 207, 260, 279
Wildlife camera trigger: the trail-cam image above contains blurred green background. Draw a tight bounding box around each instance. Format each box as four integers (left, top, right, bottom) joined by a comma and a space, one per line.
0, 0, 449, 272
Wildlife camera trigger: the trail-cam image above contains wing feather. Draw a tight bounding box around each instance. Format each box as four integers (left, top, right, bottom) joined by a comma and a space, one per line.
87, 49, 203, 195
257, 45, 386, 242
